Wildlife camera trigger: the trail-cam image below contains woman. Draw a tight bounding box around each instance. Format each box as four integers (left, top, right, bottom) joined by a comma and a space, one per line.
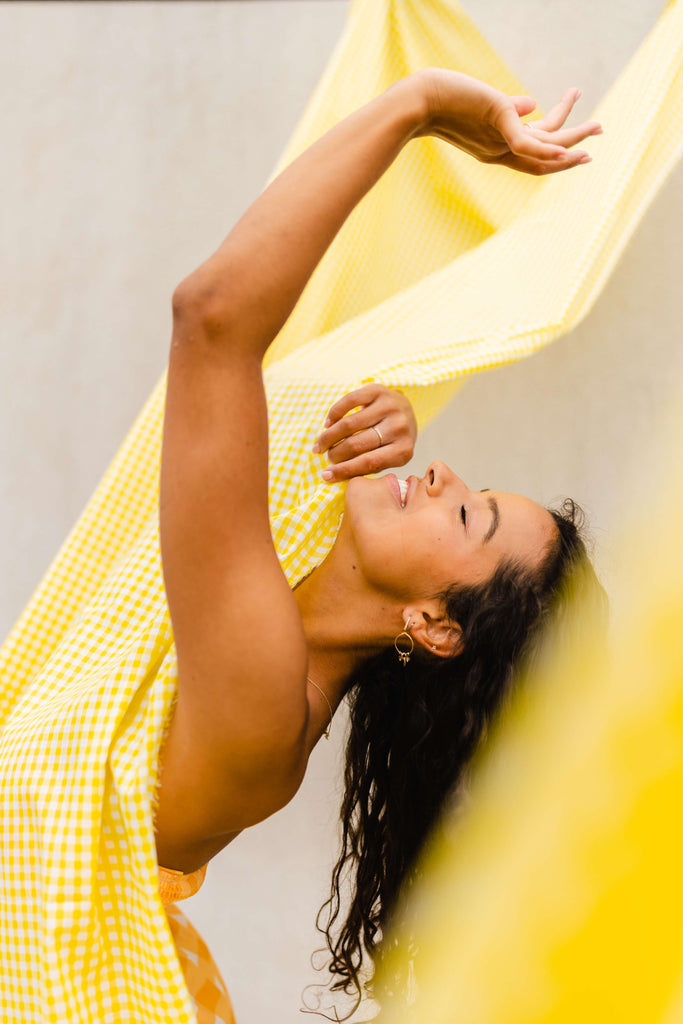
154, 68, 604, 1016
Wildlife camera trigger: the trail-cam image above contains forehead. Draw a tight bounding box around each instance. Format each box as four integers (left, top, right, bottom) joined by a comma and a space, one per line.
491, 491, 557, 568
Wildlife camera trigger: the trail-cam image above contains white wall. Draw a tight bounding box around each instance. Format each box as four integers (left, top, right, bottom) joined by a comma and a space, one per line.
1, 2, 681, 1022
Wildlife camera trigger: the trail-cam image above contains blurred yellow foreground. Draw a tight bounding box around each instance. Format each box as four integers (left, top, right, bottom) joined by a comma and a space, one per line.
380, 417, 683, 1022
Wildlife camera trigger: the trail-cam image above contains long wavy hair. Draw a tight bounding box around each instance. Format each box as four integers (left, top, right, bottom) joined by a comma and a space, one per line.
314, 498, 607, 1018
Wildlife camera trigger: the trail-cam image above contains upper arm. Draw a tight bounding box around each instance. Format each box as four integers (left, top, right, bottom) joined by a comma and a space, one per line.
159, 287, 309, 836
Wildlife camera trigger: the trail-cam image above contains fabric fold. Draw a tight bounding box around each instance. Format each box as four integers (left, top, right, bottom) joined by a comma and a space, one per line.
1, 1, 682, 1020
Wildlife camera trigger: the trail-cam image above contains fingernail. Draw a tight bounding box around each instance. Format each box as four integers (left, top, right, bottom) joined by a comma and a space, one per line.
324, 417, 332, 428
575, 88, 582, 101
311, 442, 321, 454
321, 469, 333, 481
579, 154, 592, 164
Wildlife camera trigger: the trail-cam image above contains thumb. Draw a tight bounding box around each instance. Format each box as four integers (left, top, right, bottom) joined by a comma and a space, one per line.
511, 95, 537, 118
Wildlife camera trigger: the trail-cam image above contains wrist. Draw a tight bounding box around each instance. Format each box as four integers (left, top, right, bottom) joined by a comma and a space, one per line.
403, 68, 443, 139
383, 71, 433, 143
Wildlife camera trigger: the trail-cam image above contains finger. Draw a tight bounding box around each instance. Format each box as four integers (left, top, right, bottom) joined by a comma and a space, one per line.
499, 148, 592, 175
325, 418, 414, 475
325, 426, 385, 466
511, 95, 537, 119
526, 121, 602, 149
497, 105, 567, 161
322, 383, 384, 428
321, 445, 408, 483
532, 87, 581, 132
314, 394, 393, 453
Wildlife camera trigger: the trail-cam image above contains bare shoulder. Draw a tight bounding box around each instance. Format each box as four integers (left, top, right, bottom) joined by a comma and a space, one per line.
155, 639, 309, 874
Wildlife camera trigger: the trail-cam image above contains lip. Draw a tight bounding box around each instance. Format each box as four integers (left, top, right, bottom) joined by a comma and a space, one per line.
385, 473, 403, 508
405, 475, 417, 506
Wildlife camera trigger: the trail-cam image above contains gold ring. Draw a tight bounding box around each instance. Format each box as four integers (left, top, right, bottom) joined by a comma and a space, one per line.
372, 425, 384, 447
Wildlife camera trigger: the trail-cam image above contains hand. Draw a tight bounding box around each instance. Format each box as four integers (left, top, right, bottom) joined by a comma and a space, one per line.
415, 69, 602, 175
313, 383, 417, 482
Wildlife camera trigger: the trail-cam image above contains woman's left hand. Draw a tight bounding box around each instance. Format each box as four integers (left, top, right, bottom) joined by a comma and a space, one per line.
417, 70, 602, 175
313, 383, 417, 482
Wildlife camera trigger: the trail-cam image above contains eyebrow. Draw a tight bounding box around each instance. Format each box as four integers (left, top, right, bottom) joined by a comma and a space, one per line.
482, 494, 500, 545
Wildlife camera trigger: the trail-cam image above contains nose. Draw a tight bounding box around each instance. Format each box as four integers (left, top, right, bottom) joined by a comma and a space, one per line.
424, 461, 468, 496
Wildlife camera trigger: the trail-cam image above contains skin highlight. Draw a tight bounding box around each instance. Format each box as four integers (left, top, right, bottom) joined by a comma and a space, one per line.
154, 66, 605, 1015
293, 461, 558, 766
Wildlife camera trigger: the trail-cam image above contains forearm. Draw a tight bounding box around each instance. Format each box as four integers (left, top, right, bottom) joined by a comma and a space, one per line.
174, 74, 428, 356
174, 71, 599, 353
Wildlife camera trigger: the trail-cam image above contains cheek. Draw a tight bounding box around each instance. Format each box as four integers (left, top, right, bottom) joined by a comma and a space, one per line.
410, 520, 488, 588
412, 514, 456, 554
398, 516, 455, 578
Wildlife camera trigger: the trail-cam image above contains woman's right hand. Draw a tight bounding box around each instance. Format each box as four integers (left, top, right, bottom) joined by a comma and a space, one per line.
413, 68, 602, 176
313, 382, 417, 482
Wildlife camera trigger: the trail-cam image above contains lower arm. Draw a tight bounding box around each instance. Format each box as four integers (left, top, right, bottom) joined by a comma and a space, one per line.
179, 73, 429, 357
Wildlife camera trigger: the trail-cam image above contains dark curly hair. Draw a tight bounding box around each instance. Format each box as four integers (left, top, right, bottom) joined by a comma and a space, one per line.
312, 498, 607, 1019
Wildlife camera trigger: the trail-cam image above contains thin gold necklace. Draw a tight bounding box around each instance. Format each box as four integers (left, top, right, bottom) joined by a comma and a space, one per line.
306, 676, 332, 739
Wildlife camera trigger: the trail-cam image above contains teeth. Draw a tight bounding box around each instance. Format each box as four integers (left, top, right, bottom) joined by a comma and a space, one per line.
398, 479, 408, 508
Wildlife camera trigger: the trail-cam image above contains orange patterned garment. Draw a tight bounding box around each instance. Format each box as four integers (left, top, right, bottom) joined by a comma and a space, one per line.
159, 866, 236, 1024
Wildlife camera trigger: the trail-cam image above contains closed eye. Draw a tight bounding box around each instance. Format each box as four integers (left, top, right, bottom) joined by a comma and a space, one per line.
460, 504, 467, 529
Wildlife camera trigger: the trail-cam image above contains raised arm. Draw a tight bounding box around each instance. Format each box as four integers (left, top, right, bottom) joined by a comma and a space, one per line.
156, 71, 600, 871
171, 73, 597, 358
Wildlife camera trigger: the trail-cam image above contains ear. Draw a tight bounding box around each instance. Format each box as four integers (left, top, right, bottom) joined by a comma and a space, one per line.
402, 605, 464, 659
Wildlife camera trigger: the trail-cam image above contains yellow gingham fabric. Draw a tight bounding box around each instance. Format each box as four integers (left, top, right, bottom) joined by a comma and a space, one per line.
160, 868, 236, 1022
165, 906, 236, 1024
1, 1, 682, 1021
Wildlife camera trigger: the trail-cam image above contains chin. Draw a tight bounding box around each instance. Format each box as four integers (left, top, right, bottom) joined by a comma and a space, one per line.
341, 475, 382, 529
343, 475, 369, 504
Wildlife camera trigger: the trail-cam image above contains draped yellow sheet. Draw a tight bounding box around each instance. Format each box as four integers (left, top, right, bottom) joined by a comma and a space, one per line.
0, 1, 681, 1021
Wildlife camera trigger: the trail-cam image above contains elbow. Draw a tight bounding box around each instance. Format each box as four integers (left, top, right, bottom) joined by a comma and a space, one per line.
171, 273, 207, 322
171, 272, 236, 339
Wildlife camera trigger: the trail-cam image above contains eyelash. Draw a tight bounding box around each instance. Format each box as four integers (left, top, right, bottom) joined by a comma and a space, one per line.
460, 505, 467, 528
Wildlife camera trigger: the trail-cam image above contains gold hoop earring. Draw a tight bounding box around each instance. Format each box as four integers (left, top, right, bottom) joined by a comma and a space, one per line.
394, 619, 414, 666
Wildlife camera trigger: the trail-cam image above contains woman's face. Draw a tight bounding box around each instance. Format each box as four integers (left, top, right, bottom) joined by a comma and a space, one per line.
342, 461, 557, 600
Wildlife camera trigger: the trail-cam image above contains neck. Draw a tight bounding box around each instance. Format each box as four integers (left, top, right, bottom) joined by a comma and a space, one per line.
293, 539, 399, 700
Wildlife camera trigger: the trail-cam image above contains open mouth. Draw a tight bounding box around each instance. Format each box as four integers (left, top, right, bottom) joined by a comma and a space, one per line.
398, 479, 408, 508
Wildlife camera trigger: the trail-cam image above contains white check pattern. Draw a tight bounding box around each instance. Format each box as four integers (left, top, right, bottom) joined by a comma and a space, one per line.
1, 0, 682, 1020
